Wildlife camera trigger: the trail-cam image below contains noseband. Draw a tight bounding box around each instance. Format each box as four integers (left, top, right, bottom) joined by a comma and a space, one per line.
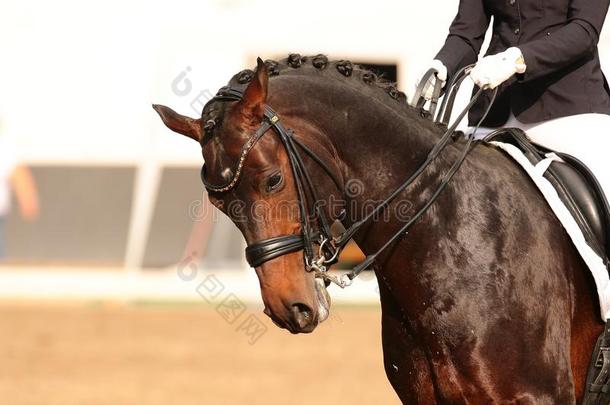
201, 68, 497, 288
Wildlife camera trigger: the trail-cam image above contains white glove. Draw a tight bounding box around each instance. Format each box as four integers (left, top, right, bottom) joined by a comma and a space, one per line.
469, 47, 527, 89
415, 60, 448, 100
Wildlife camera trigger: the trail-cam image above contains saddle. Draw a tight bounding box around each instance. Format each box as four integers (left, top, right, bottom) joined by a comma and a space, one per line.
484, 127, 610, 265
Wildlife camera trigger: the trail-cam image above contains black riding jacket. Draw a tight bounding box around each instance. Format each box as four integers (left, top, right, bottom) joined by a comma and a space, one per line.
435, 0, 610, 126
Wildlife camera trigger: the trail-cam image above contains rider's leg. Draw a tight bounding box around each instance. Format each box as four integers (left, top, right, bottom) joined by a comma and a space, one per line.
523, 113, 610, 204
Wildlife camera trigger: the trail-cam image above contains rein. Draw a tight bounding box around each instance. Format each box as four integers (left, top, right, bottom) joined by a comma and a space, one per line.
201, 66, 496, 287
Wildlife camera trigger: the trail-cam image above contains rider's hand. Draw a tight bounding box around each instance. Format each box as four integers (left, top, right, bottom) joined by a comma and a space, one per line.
470, 47, 526, 89
415, 60, 448, 100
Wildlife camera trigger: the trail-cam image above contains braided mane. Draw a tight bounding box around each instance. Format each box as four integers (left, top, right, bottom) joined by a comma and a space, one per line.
201, 54, 442, 137
228, 53, 420, 113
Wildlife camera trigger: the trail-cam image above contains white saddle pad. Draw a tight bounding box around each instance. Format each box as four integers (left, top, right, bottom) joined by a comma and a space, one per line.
490, 141, 610, 321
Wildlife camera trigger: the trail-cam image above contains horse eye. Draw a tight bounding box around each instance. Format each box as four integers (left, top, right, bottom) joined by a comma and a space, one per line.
265, 172, 283, 193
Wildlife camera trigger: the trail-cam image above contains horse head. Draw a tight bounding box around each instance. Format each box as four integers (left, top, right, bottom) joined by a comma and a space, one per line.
153, 58, 333, 334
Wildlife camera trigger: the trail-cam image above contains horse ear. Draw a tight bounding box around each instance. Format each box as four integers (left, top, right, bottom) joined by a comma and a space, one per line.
152, 104, 202, 142
235, 57, 268, 121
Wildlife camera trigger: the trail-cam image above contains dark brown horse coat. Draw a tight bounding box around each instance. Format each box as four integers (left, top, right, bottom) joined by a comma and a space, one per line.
154, 56, 603, 403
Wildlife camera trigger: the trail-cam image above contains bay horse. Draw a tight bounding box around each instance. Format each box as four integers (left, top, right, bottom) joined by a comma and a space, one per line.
154, 55, 603, 403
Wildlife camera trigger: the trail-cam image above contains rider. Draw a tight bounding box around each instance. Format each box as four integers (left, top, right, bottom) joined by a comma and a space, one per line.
420, 0, 610, 204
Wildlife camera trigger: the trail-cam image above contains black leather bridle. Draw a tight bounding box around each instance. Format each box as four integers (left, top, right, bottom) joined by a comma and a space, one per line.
201, 86, 344, 279
201, 66, 496, 287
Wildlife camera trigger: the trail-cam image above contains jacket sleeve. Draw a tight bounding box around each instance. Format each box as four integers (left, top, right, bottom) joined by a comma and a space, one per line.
435, 0, 492, 80
519, 0, 610, 82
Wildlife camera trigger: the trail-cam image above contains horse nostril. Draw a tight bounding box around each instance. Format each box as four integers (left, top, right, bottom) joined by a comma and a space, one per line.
290, 303, 314, 329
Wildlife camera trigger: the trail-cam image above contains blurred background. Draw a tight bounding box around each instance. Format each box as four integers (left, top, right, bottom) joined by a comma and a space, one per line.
2, 1, 610, 404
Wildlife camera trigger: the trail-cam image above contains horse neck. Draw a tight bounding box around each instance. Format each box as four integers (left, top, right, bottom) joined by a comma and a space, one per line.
269, 75, 451, 236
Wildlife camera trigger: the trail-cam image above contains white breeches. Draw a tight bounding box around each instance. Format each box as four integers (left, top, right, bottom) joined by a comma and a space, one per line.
471, 113, 610, 203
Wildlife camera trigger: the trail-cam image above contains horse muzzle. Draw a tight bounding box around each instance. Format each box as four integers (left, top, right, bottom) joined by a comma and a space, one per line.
261, 277, 331, 334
